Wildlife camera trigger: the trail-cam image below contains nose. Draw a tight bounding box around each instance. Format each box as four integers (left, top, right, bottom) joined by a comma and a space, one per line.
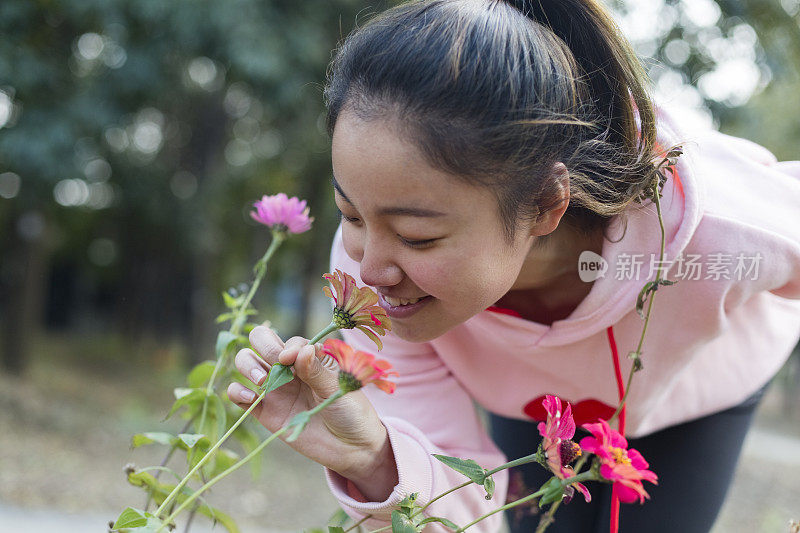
356, 234, 403, 289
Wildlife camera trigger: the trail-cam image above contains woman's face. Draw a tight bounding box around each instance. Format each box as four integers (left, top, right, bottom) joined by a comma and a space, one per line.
331, 111, 554, 343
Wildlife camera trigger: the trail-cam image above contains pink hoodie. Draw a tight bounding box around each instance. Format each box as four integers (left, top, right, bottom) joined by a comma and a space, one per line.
324, 101, 800, 532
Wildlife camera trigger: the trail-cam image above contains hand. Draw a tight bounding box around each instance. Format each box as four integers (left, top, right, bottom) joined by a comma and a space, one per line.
226, 326, 398, 499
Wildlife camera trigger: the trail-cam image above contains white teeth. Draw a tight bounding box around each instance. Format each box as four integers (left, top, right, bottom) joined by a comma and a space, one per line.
384, 295, 426, 307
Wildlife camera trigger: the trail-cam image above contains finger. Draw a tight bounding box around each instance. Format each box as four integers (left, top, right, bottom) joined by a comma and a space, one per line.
249, 326, 284, 365
294, 343, 341, 399
227, 382, 258, 404
277, 336, 311, 366
234, 348, 270, 386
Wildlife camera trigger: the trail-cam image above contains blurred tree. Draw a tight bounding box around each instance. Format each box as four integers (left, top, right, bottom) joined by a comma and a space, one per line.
0, 0, 365, 372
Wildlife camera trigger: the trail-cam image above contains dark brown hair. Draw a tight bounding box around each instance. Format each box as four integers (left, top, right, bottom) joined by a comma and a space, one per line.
324, 0, 677, 242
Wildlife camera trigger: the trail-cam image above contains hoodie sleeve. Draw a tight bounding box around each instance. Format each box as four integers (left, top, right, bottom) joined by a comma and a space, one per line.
323, 225, 509, 533
690, 129, 800, 302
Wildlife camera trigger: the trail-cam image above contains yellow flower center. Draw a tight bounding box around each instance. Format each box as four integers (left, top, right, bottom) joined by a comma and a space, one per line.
609, 446, 631, 466
333, 307, 356, 329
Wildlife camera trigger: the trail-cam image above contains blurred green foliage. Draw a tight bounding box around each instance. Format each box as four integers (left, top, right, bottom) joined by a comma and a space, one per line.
0, 0, 798, 372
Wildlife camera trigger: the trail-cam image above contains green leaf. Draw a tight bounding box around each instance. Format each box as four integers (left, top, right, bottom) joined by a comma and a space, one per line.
187, 361, 217, 388
113, 507, 148, 528
211, 394, 227, 443
193, 500, 241, 533
483, 475, 495, 500
398, 493, 419, 515
216, 330, 239, 359
166, 388, 205, 420
538, 477, 565, 508
327, 527, 345, 533
215, 312, 235, 324
327, 508, 350, 527
222, 290, 240, 310
263, 363, 294, 394
391, 510, 420, 533
208, 448, 240, 478
131, 432, 175, 448
232, 422, 262, 478
125, 471, 239, 532
635, 281, 657, 318
178, 433, 209, 449
286, 411, 311, 442
418, 517, 459, 530
432, 455, 486, 485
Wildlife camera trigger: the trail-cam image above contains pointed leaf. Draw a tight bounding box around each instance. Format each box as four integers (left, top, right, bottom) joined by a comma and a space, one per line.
286, 411, 311, 442
263, 363, 294, 394
187, 361, 217, 388
418, 517, 459, 530
131, 432, 176, 448
328, 528, 345, 533
222, 290, 239, 310
178, 433, 209, 449
391, 510, 420, 533
166, 388, 205, 420
327, 508, 350, 527
216, 330, 239, 359
398, 493, 419, 516
432, 454, 486, 484
538, 477, 565, 508
113, 507, 148, 528
216, 312, 235, 324
483, 474, 495, 500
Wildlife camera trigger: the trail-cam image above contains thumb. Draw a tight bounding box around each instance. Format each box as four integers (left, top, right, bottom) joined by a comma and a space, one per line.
294, 343, 341, 399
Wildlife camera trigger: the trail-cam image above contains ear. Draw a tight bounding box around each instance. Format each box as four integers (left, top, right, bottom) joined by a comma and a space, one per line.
530, 162, 570, 237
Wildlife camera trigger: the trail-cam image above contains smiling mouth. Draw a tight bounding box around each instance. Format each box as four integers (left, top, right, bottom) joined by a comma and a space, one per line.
381, 295, 429, 307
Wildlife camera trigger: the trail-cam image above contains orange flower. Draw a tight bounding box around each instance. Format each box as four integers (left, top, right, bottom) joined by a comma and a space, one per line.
323, 339, 398, 394
322, 269, 391, 350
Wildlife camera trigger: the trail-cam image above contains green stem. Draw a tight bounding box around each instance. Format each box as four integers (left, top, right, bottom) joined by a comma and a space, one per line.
154, 388, 267, 518
197, 232, 285, 442
608, 183, 665, 425
309, 321, 338, 345
158, 390, 346, 531
455, 471, 596, 533
343, 514, 373, 533
408, 451, 543, 521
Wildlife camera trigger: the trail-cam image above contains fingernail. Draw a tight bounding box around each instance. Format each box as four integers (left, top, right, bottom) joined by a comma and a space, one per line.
240, 389, 256, 402
251, 368, 267, 384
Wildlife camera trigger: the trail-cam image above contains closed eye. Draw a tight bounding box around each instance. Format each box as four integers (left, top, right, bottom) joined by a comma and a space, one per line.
398, 235, 438, 249
336, 206, 361, 225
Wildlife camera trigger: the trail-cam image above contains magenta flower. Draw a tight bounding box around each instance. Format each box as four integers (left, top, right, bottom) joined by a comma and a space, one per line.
579, 419, 658, 504
250, 193, 313, 234
537, 395, 591, 503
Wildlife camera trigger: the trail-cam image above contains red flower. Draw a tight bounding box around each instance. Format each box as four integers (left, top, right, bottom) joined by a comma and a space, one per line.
537, 395, 591, 503
323, 339, 398, 394
323, 270, 391, 350
250, 193, 313, 234
579, 419, 658, 503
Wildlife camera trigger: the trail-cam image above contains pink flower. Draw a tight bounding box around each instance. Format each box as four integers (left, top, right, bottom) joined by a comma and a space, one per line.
250, 193, 313, 234
579, 419, 658, 504
537, 395, 591, 503
323, 269, 391, 350
323, 339, 398, 393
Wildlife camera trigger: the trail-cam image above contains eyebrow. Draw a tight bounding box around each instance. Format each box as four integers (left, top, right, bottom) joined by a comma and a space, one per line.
331, 173, 448, 218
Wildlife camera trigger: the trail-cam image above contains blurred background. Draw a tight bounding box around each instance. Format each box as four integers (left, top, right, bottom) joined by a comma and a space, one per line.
0, 0, 798, 531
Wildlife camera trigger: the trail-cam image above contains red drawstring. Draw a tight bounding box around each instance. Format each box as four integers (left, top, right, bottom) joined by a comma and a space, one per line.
606, 325, 626, 533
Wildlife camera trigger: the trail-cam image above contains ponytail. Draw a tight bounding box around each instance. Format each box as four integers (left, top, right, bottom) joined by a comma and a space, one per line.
324, 0, 681, 241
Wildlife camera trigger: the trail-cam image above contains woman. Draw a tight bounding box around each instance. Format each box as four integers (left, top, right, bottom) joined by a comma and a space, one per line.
227, 1, 800, 531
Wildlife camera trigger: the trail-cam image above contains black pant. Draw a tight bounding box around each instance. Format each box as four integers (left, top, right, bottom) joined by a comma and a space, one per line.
488, 385, 768, 533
